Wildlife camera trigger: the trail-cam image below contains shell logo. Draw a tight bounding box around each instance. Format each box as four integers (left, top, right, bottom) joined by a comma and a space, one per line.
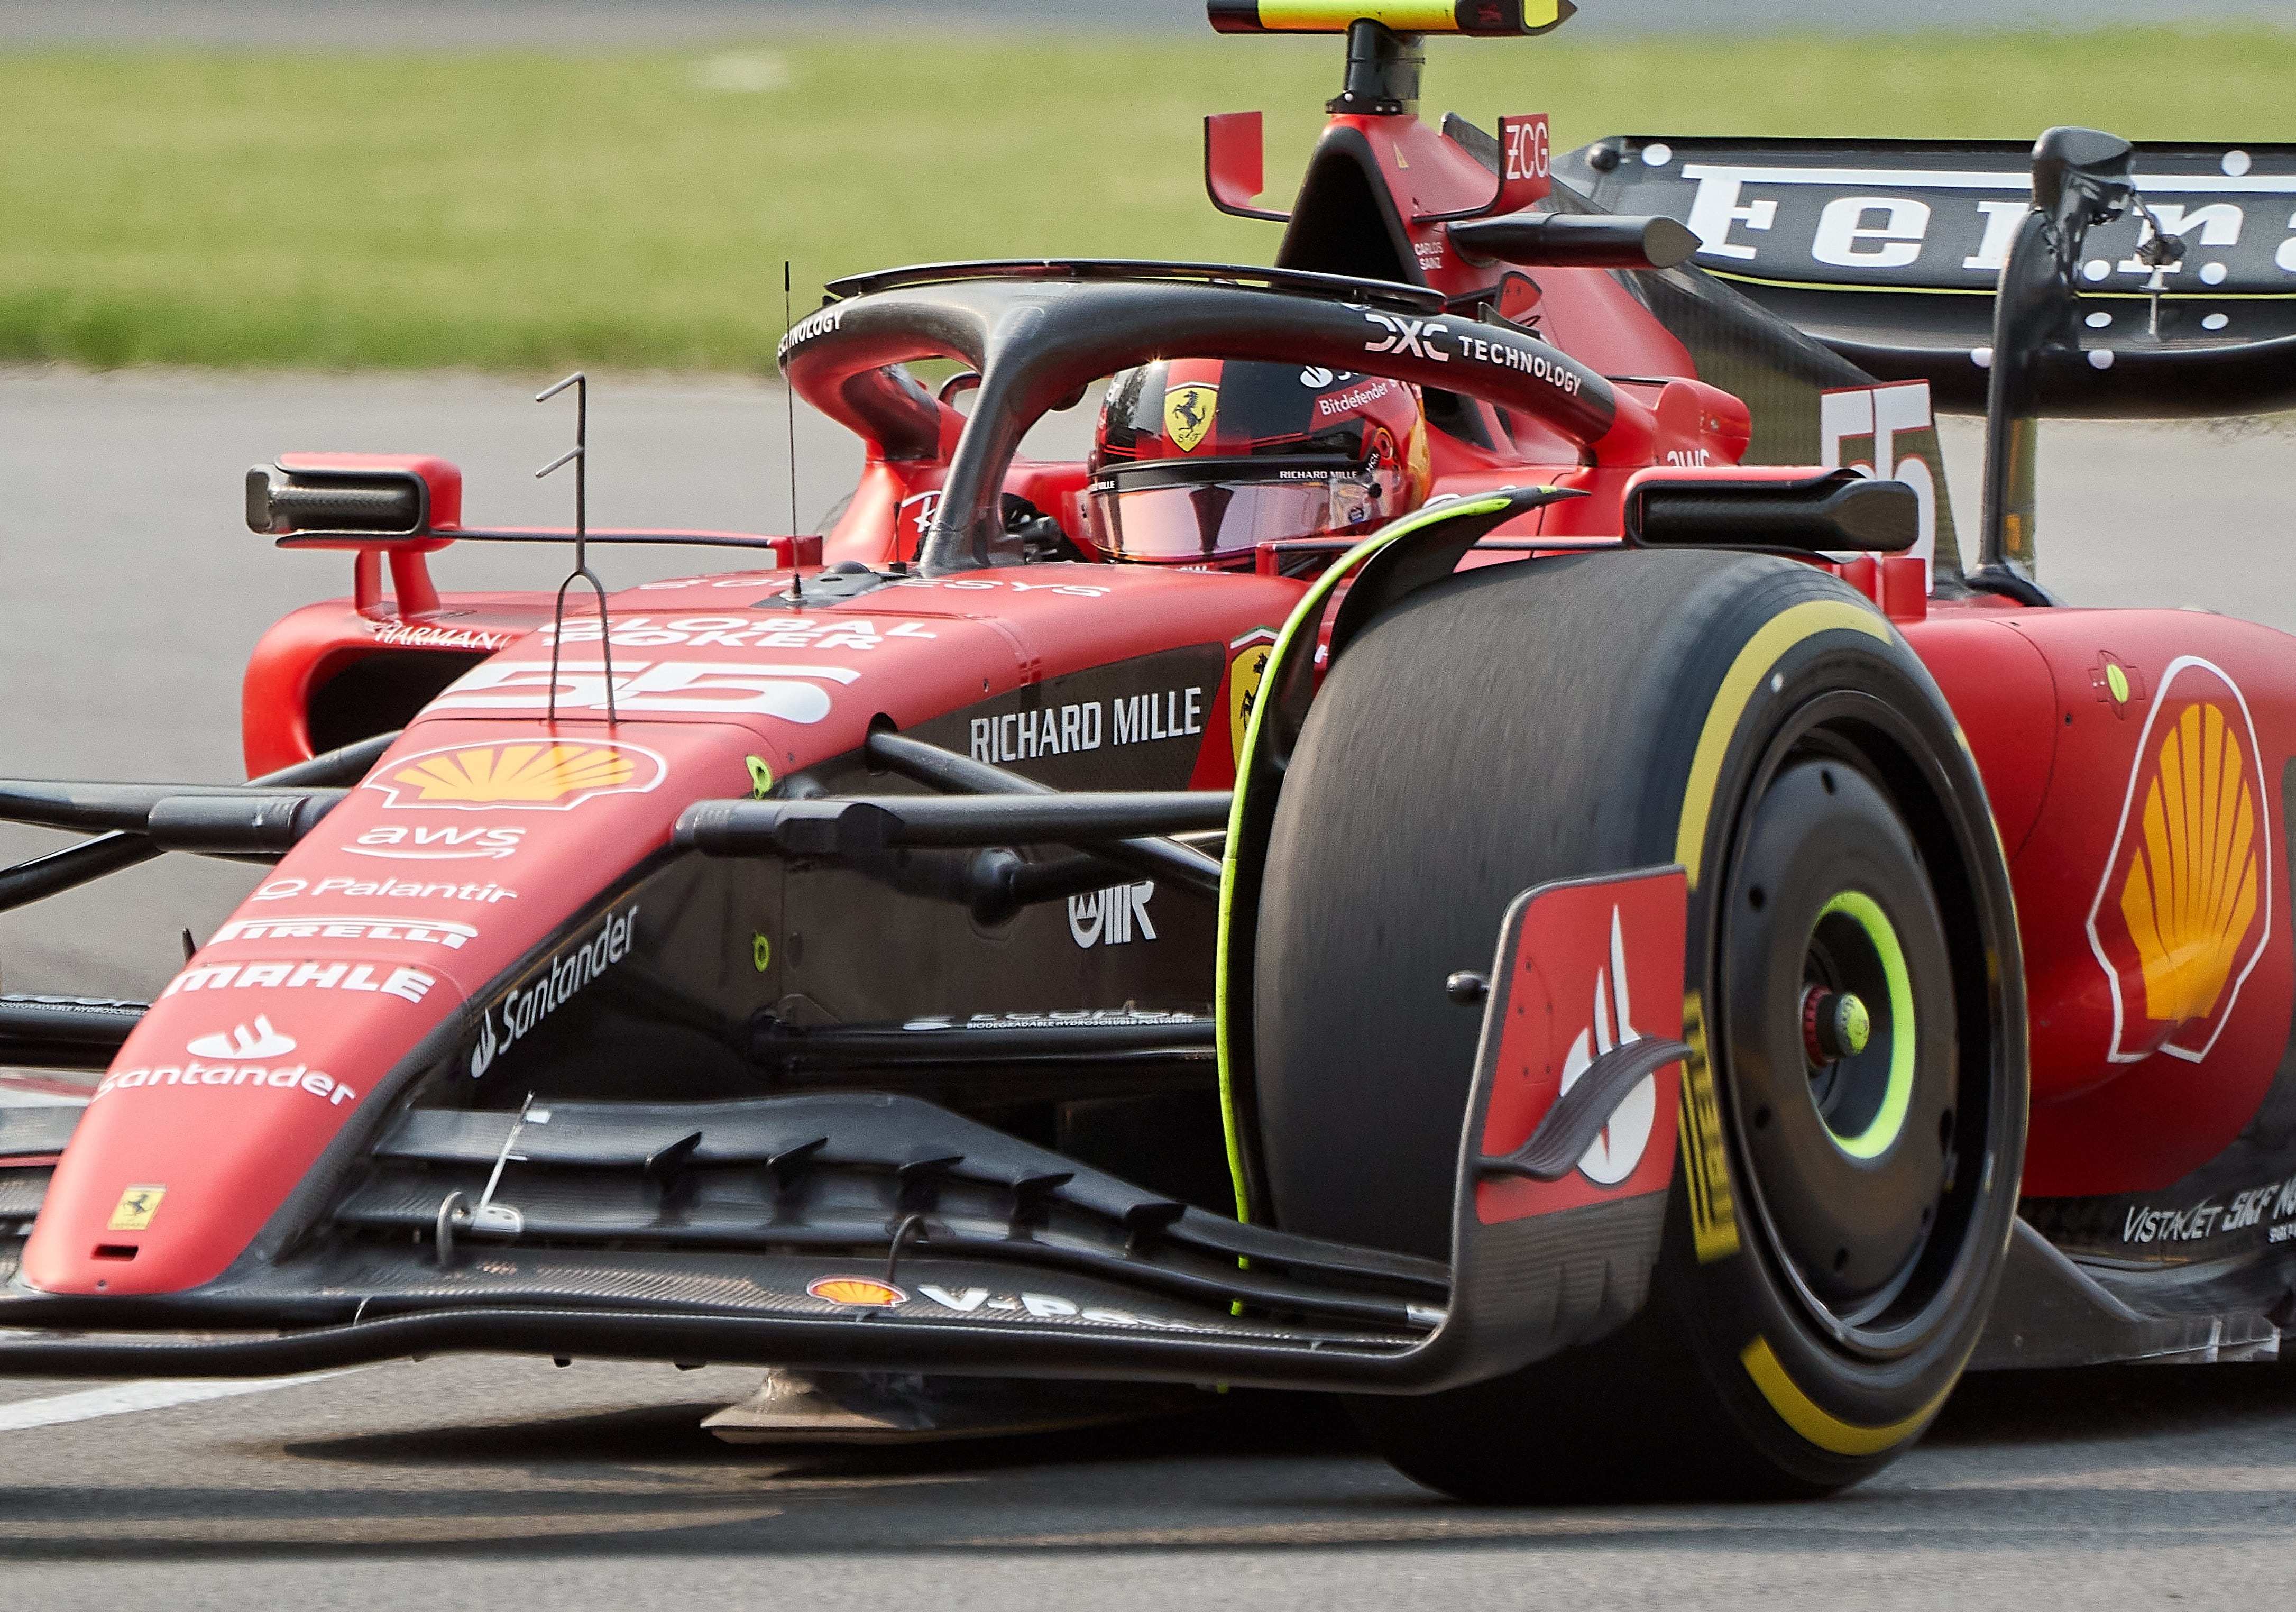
807, 1276, 906, 1308
2087, 660, 2272, 1065
2120, 703, 2260, 1024
363, 741, 666, 811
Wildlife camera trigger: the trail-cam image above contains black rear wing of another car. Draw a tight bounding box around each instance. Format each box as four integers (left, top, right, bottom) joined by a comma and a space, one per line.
1554, 136, 2296, 418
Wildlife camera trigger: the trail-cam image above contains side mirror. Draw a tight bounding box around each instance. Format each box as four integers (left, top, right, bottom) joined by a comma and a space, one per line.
2029, 125, 2134, 227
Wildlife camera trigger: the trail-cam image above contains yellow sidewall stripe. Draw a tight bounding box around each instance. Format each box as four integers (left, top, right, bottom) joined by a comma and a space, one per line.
1739, 1335, 1956, 1457
1673, 599, 1891, 890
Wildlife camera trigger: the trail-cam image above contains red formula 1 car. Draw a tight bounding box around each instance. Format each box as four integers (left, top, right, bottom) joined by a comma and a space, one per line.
4, 1, 2295, 1502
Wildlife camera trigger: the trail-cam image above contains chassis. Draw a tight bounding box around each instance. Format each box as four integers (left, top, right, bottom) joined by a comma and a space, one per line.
4, 3, 2295, 1499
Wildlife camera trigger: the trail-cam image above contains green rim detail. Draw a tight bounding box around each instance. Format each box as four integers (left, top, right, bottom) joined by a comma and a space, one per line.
1814, 890, 1914, 1159
1213, 492, 1521, 1221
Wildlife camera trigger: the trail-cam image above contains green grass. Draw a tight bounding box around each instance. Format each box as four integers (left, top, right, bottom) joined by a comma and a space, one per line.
1, 26, 2290, 372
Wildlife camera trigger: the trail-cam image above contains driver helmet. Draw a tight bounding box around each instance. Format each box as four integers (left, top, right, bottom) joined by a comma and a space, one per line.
1085, 359, 1430, 569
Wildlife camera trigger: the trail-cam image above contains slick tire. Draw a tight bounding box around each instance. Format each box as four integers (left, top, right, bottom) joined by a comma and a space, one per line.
1254, 549, 2025, 1502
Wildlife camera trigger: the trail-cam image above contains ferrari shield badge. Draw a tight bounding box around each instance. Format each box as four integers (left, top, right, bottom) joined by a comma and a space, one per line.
1226, 628, 1278, 764
107, 1185, 166, 1232
2086, 657, 2271, 1064
1164, 383, 1217, 453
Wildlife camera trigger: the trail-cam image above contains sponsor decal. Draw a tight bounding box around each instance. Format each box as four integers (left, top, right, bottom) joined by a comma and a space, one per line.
901, 1009, 1201, 1031
2126, 1168, 2296, 1247
254, 876, 518, 904
1367, 309, 1592, 395
107, 1185, 165, 1232
892, 489, 958, 554
95, 1060, 356, 1106
1501, 112, 1551, 206
467, 904, 640, 1078
1562, 908, 1661, 1185
915, 1283, 1208, 1331
967, 686, 1204, 764
1362, 310, 1450, 363
1477, 867, 1688, 1225
1820, 381, 1951, 589
539, 615, 939, 653
2086, 660, 2271, 1064
922, 646, 1224, 792
809, 1276, 904, 1307
1227, 627, 1278, 763
1164, 383, 1217, 453
635, 575, 784, 591
428, 661, 859, 722
211, 916, 477, 950
1299, 365, 1337, 388
364, 740, 666, 811
95, 1020, 357, 1106
1069, 881, 1156, 949
347, 825, 525, 862
364, 621, 514, 653
776, 302, 846, 359
187, 1015, 296, 1058
886, 576, 1109, 598
1670, 157, 2296, 291
973, 702, 1100, 762
1678, 989, 1740, 1262
166, 962, 438, 1005
1664, 448, 1714, 468
1316, 379, 1395, 419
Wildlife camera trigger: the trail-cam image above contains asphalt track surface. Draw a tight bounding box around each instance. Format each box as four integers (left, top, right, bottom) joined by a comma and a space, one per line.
3, 369, 2296, 1605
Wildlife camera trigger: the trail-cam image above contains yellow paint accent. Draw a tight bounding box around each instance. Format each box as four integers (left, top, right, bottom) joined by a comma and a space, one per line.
1673, 600, 1890, 889
1677, 990, 1740, 1262
391, 743, 635, 804
2105, 661, 2131, 705
107, 1185, 165, 1232
2120, 702, 2258, 1024
1251, 0, 1567, 30
1739, 1335, 1953, 1456
1164, 384, 1218, 453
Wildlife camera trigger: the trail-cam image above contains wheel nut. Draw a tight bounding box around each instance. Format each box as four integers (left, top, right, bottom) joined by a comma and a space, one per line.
1803, 988, 1872, 1063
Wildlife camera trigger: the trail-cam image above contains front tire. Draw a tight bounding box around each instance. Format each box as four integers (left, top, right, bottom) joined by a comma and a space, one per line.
1253, 549, 2024, 1501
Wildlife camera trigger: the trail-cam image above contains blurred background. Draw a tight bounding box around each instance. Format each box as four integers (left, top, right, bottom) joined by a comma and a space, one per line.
1, 0, 2292, 370
2, 0, 2292, 995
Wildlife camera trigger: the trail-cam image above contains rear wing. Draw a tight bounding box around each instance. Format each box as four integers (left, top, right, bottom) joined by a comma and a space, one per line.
1553, 138, 2296, 418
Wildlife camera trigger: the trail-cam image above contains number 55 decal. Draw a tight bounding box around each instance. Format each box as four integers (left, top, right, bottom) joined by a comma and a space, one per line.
1820, 380, 1958, 594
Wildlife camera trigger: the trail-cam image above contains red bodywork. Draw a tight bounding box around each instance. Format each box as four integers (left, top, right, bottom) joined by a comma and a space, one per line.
21, 88, 2292, 1298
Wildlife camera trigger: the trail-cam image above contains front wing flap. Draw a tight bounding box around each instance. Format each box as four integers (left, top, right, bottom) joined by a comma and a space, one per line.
0, 867, 1685, 1393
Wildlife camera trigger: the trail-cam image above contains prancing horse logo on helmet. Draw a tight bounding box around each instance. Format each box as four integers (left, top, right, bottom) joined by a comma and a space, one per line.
1164, 384, 1217, 453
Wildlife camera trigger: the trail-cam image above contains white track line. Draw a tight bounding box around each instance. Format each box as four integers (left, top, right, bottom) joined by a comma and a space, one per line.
0, 1370, 353, 1432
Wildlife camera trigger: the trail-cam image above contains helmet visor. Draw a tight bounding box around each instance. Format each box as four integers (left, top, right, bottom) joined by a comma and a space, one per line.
1086, 459, 1390, 564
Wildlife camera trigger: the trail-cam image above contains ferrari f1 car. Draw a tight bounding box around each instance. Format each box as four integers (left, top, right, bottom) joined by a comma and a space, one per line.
4, 0, 2295, 1502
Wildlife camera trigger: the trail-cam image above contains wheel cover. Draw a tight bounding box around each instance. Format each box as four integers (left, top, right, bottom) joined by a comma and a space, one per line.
1804, 890, 1917, 1161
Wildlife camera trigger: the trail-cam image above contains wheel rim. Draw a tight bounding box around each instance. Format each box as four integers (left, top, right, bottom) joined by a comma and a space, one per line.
1718, 712, 1971, 1355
